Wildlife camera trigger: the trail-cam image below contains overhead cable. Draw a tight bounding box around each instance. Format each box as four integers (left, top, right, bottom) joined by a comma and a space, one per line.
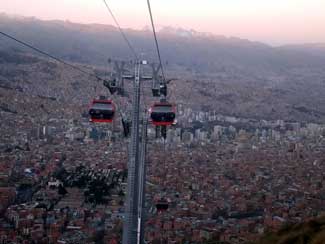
0, 31, 106, 82
102, 0, 138, 60
146, 0, 166, 83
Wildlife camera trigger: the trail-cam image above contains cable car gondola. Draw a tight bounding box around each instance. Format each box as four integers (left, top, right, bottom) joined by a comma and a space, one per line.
89, 99, 115, 123
155, 198, 169, 212
150, 102, 176, 126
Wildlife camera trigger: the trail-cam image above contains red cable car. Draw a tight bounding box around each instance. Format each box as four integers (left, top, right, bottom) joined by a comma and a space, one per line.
156, 198, 169, 212
149, 102, 176, 126
89, 99, 115, 123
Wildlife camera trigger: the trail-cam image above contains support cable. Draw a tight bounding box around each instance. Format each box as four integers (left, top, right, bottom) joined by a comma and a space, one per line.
102, 0, 138, 60
146, 0, 166, 83
0, 31, 106, 82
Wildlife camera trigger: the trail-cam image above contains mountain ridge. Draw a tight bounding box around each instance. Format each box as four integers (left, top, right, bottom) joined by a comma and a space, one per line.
1, 13, 325, 71
1, 14, 325, 123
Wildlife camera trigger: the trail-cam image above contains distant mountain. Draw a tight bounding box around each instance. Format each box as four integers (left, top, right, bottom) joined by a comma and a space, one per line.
279, 43, 325, 58
1, 13, 325, 75
1, 14, 325, 123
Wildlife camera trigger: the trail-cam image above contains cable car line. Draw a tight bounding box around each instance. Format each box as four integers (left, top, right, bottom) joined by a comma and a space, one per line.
0, 31, 106, 83
102, 0, 139, 60
145, 2, 177, 234
146, 0, 166, 83
0, 2, 176, 243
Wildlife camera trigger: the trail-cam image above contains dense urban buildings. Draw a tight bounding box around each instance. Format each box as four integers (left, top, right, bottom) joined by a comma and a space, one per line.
1, 11, 325, 244
1, 102, 325, 243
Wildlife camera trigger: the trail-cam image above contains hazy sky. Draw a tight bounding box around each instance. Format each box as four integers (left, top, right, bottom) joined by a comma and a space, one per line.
1, 0, 325, 45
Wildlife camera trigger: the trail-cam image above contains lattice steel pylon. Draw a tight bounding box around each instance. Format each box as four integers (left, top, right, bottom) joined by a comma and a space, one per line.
138, 116, 148, 244
122, 61, 150, 244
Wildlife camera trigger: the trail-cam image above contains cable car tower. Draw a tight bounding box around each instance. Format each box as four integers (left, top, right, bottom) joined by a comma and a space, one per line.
99, 1, 174, 243
0, 0, 174, 242
119, 60, 174, 244
91, 59, 153, 244
122, 60, 152, 244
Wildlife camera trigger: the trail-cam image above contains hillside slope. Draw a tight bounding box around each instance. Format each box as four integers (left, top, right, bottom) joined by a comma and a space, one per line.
257, 217, 325, 244
1, 14, 325, 123
1, 13, 325, 75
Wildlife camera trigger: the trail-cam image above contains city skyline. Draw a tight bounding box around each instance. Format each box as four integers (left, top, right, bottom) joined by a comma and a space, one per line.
1, 0, 325, 45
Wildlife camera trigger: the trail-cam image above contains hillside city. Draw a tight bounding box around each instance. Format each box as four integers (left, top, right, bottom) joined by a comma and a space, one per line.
1, 101, 325, 243
1, 10, 325, 244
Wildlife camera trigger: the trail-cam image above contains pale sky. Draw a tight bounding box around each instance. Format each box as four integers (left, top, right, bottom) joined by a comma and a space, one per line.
1, 0, 325, 45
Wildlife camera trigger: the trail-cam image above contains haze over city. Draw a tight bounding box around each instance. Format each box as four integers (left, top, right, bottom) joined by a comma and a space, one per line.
1, 0, 325, 45
3, 0, 325, 243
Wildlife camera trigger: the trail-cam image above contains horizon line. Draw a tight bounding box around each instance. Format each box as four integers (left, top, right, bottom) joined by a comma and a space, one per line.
1, 12, 325, 48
